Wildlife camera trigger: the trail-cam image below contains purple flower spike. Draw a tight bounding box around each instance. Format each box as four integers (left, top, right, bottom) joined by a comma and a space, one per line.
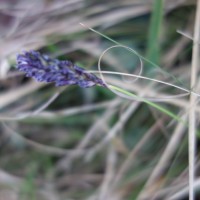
16, 50, 106, 88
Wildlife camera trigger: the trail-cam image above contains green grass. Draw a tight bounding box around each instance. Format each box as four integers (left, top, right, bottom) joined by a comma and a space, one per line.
146, 0, 164, 65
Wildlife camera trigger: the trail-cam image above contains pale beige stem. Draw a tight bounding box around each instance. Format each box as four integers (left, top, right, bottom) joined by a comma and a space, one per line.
189, 0, 200, 199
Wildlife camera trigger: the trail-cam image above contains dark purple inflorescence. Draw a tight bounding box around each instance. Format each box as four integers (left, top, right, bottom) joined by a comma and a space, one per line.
16, 50, 106, 88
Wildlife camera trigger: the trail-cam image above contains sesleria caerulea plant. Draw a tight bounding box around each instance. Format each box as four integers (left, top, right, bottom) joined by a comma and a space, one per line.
15, 27, 200, 128
16, 49, 187, 125
16, 50, 106, 88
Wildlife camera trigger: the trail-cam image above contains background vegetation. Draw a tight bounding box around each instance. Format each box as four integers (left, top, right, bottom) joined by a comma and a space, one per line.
0, 0, 199, 200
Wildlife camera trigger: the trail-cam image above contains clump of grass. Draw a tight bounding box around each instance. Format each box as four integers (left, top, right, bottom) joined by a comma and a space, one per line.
0, 1, 199, 200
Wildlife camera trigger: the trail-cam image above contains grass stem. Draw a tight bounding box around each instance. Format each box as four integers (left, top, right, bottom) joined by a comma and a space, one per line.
189, 0, 200, 199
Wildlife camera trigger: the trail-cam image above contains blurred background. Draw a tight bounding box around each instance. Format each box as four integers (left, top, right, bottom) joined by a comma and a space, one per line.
0, 0, 198, 200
